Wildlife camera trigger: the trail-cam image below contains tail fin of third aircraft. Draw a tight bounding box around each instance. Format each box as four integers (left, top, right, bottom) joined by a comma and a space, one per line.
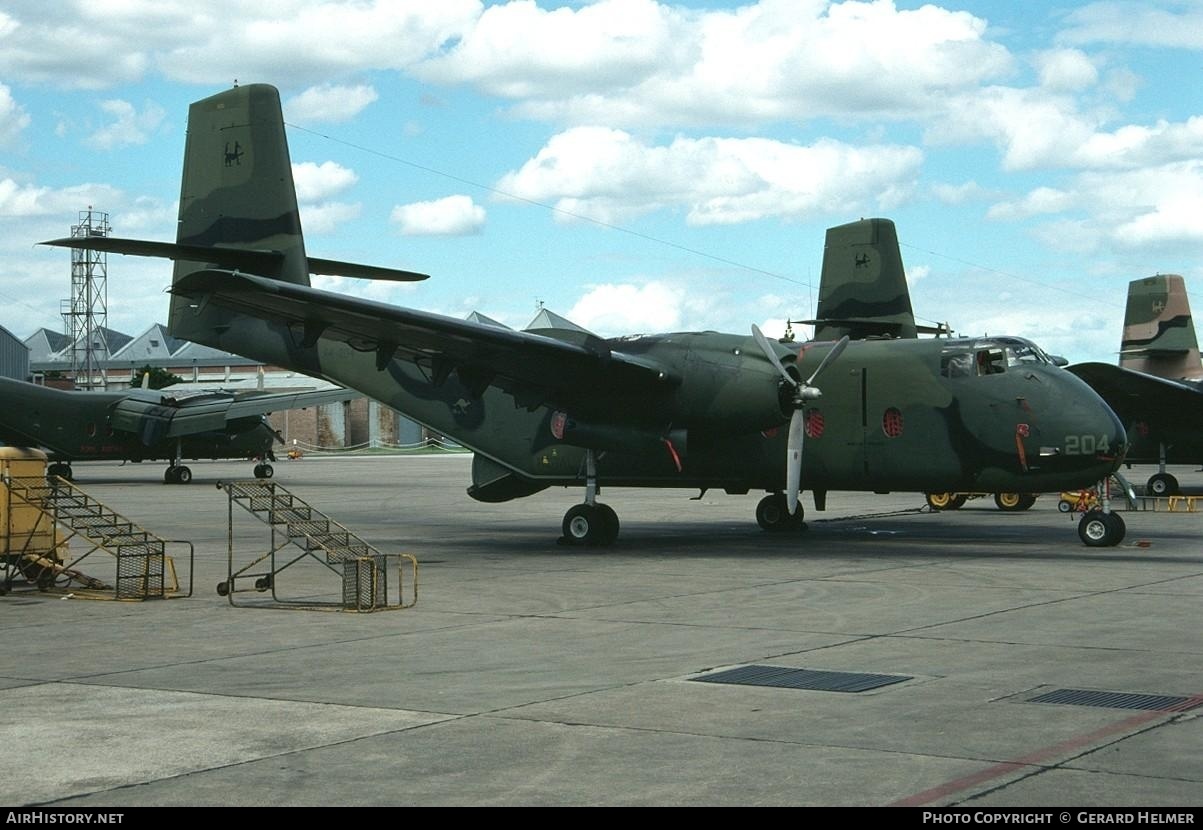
1119, 274, 1203, 380
802, 218, 925, 341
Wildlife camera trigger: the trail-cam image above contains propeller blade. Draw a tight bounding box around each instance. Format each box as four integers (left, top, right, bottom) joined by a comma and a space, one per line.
786, 408, 804, 514
751, 324, 797, 387
804, 335, 850, 387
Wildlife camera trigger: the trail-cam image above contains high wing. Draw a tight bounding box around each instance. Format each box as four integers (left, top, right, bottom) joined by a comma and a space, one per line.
110, 385, 358, 446
41, 236, 430, 284
1066, 362, 1203, 426
171, 269, 680, 412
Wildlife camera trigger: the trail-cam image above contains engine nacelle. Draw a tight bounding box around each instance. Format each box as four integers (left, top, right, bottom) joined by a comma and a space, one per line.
551, 412, 687, 458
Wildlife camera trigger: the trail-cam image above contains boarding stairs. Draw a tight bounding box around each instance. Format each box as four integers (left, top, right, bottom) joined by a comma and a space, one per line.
3, 476, 191, 599
217, 480, 416, 611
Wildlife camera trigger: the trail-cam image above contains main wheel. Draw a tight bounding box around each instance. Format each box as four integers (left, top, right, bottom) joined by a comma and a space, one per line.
756, 494, 804, 531
1016, 494, 1038, 511
164, 466, 178, 484
175, 466, 193, 484
1078, 509, 1124, 547
258, 463, 274, 479
949, 494, 968, 509
925, 492, 955, 510
994, 492, 1025, 511
561, 504, 614, 547
1147, 473, 1179, 497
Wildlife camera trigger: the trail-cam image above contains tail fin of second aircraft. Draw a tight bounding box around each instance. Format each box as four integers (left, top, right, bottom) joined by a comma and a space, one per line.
802, 218, 924, 341
1119, 274, 1203, 380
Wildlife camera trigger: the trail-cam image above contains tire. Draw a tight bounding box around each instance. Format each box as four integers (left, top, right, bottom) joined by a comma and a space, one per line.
1017, 494, 1038, 511
925, 492, 955, 510
949, 494, 968, 509
756, 494, 804, 531
1147, 473, 1179, 497
1057, 499, 1073, 513
176, 466, 193, 484
994, 492, 1024, 511
260, 463, 274, 479
562, 504, 606, 546
1078, 510, 1122, 547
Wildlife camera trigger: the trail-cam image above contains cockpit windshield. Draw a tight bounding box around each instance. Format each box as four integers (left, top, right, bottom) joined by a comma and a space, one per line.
940, 337, 1054, 378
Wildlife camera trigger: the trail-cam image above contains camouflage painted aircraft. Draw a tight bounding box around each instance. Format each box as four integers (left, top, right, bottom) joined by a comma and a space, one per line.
42, 84, 1129, 545
0, 377, 355, 483
797, 218, 1057, 515
1068, 274, 1203, 496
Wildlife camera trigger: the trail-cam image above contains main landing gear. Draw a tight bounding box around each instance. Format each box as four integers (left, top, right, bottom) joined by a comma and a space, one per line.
253, 462, 274, 479
46, 462, 73, 481
755, 492, 806, 532
559, 450, 619, 547
164, 465, 192, 484
1145, 442, 1180, 497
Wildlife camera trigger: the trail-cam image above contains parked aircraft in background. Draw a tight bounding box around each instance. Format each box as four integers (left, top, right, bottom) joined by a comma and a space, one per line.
43, 84, 1129, 545
1069, 274, 1203, 496
0, 377, 355, 482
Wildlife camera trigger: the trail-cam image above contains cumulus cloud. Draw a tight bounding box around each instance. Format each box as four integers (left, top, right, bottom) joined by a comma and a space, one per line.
0, 1, 480, 89
285, 84, 379, 124
292, 161, 358, 202
0, 84, 30, 146
565, 281, 684, 334
85, 99, 166, 150
421, 0, 1012, 127
0, 178, 125, 218
497, 127, 923, 225
391, 195, 485, 236
1033, 49, 1098, 92
291, 161, 359, 234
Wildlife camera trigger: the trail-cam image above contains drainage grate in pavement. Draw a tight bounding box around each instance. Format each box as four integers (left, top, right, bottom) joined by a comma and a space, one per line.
1026, 688, 1202, 712
691, 665, 911, 693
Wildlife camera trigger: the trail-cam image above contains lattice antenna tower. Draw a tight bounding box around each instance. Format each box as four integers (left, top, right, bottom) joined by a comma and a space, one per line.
60, 207, 110, 390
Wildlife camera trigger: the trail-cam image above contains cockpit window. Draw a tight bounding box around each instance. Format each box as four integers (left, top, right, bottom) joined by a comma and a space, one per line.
943, 337, 1053, 378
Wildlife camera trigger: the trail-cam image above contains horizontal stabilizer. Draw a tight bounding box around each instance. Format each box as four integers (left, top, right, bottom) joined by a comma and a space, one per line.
41, 236, 429, 283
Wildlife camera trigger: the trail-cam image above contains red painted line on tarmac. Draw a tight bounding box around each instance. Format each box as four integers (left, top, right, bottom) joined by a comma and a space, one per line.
890, 692, 1203, 807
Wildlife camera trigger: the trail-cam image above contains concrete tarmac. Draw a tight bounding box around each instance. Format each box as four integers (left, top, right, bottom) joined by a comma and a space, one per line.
1, 455, 1200, 807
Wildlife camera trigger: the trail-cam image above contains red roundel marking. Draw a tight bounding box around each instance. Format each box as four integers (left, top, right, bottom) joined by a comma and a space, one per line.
882, 407, 903, 438
550, 411, 567, 440
805, 409, 825, 439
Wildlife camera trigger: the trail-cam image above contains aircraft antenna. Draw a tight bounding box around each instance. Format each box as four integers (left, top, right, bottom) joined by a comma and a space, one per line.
60, 207, 110, 391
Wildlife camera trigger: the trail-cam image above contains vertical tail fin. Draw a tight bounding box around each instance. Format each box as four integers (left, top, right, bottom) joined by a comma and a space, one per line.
169, 84, 309, 337
1119, 274, 1202, 380
809, 218, 919, 341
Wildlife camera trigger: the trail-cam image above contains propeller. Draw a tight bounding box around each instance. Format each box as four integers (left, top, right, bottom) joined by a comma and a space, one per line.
752, 325, 850, 514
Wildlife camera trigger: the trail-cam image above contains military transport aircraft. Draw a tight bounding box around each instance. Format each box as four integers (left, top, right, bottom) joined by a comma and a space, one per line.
1069, 274, 1203, 496
0, 377, 355, 482
42, 83, 1129, 545
794, 218, 1059, 514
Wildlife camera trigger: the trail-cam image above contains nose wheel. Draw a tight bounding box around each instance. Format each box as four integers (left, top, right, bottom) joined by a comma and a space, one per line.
1078, 509, 1125, 547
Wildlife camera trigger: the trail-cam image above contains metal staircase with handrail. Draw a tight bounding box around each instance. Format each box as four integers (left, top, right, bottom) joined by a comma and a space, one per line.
216, 479, 416, 611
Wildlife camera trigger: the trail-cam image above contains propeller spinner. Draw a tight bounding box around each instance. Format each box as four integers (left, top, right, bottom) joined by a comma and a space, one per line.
752, 326, 850, 514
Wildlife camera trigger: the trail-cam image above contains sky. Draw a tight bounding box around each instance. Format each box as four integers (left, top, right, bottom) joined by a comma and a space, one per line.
1, 0, 1201, 365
